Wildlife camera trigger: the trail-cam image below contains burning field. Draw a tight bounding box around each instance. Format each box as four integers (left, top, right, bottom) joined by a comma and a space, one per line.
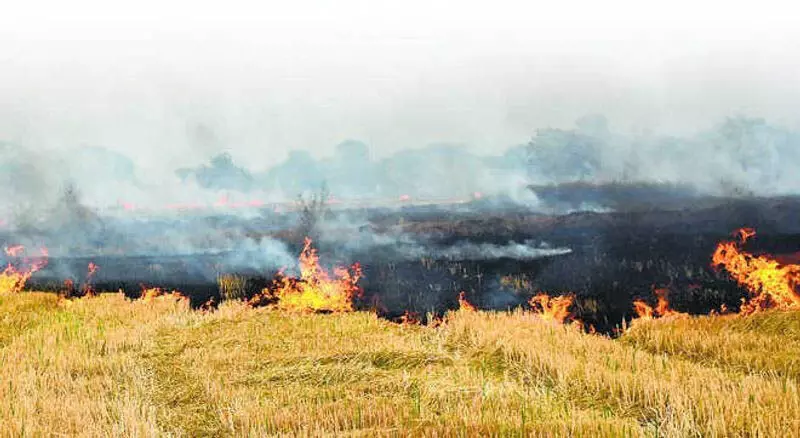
5, 4, 800, 433
2, 193, 800, 435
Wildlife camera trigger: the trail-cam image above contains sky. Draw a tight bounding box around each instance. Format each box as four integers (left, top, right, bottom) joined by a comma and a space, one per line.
1, 0, 799, 173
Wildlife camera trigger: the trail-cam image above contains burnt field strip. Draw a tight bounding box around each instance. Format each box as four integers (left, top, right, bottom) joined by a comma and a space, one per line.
15, 194, 800, 332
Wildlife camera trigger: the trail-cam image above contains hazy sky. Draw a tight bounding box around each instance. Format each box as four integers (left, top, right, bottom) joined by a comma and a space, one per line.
1, 0, 799, 172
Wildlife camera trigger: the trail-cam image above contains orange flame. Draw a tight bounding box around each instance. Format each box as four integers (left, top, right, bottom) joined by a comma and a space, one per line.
272, 238, 362, 312
457, 291, 477, 312
632, 300, 655, 319
528, 293, 574, 323
199, 296, 218, 312
736, 227, 757, 243
0, 246, 49, 294
632, 288, 685, 320
400, 310, 421, 325
82, 262, 99, 296
5, 245, 25, 257
139, 286, 188, 304
712, 228, 800, 314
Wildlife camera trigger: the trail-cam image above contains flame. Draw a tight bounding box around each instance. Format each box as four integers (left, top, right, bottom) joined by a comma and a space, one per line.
272, 238, 362, 312
528, 293, 574, 323
632, 288, 685, 320
139, 286, 188, 304
199, 296, 218, 312
736, 227, 757, 243
712, 228, 800, 314
0, 246, 49, 294
709, 303, 730, 317
63, 279, 76, 295
400, 310, 421, 325
632, 300, 655, 320
82, 262, 99, 296
457, 291, 477, 312
5, 245, 25, 257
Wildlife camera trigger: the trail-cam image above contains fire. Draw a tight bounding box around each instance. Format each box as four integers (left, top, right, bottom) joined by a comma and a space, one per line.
0, 246, 49, 294
139, 286, 188, 304
457, 291, 477, 312
712, 228, 800, 314
199, 296, 218, 312
400, 310, 421, 325
528, 293, 574, 323
272, 238, 362, 312
632, 288, 685, 320
5, 245, 25, 257
632, 300, 654, 319
736, 227, 756, 243
82, 262, 99, 296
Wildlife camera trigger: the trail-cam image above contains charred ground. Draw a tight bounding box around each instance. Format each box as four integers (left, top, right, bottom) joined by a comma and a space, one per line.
12, 184, 800, 333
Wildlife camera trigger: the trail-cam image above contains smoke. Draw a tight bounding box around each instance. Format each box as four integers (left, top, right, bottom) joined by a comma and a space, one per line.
402, 240, 572, 261
531, 115, 800, 197
3, 113, 800, 229
165, 115, 800, 211
2, 1, 798, 214
1, 112, 799, 286
313, 216, 571, 262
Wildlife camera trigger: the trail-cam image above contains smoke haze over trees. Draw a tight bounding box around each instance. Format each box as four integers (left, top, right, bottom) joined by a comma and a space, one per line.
1, 1, 798, 215
166, 115, 800, 203
1, 114, 799, 221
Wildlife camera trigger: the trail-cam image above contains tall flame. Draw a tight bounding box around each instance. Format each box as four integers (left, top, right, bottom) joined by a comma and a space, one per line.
273, 238, 362, 312
529, 293, 574, 323
712, 228, 800, 314
0, 246, 49, 294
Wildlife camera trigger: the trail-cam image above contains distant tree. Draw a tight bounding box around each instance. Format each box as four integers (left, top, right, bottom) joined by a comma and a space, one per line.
296, 183, 331, 242
176, 152, 254, 192
57, 182, 96, 224
334, 140, 370, 163
264, 150, 325, 195
527, 127, 603, 182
